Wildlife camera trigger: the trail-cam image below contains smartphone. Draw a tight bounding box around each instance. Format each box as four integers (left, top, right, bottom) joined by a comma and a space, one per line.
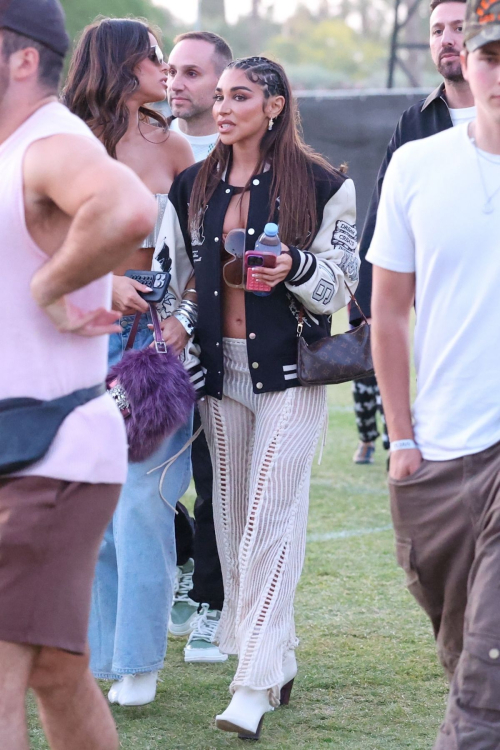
124, 269, 171, 303
244, 251, 276, 294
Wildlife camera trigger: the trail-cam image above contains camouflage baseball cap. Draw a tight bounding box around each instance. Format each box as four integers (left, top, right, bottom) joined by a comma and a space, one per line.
464, 0, 500, 51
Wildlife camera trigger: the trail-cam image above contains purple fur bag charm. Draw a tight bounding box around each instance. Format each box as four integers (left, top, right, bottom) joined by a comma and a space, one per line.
107, 305, 195, 462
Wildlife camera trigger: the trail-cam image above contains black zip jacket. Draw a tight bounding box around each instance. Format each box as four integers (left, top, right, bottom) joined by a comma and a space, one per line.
155, 161, 359, 399
350, 83, 453, 324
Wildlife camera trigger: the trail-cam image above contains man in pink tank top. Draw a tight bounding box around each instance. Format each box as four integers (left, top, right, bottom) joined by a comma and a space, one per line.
0, 1, 157, 749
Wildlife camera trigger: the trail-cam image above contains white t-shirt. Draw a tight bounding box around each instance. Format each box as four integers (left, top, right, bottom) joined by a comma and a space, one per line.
449, 105, 477, 127
367, 124, 500, 461
170, 117, 218, 162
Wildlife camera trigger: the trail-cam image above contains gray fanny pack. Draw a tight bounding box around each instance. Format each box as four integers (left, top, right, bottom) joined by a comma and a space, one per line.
0, 383, 106, 476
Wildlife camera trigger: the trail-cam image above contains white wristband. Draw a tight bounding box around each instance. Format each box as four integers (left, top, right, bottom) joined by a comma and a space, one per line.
173, 311, 194, 337
390, 439, 417, 452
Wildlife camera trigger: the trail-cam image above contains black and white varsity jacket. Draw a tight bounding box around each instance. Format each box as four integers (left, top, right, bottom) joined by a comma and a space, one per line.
153, 161, 359, 399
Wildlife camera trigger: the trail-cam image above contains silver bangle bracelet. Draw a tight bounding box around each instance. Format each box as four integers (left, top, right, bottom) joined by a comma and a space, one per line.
178, 300, 198, 326
182, 288, 197, 298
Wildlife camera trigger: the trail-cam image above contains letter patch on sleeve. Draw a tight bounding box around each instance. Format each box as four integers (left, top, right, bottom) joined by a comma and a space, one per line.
337, 250, 359, 282
312, 278, 335, 305
332, 220, 357, 252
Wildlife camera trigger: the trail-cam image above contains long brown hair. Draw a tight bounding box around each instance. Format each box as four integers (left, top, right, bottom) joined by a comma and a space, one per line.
188, 56, 340, 250
63, 17, 167, 158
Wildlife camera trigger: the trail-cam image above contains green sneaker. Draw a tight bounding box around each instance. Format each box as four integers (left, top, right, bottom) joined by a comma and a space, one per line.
168, 558, 198, 636
184, 605, 228, 663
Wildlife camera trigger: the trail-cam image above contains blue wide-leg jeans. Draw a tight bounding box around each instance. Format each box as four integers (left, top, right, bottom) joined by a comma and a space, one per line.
89, 314, 193, 678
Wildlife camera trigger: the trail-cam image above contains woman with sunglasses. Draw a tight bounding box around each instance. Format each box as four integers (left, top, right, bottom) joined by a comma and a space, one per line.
156, 56, 359, 738
64, 18, 195, 707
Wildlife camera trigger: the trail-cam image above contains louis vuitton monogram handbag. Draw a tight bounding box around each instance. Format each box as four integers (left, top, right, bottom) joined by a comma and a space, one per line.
296, 284, 374, 386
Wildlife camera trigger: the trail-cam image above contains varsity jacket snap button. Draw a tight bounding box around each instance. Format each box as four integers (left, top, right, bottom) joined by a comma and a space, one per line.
252, 179, 260, 186
249, 333, 256, 339
248, 228, 255, 235
214, 237, 219, 242
256, 382, 263, 389
216, 342, 220, 347
252, 362, 259, 369
225, 188, 231, 193
214, 291, 219, 296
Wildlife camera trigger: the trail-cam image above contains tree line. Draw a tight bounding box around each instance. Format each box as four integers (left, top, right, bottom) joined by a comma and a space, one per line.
60, 0, 435, 89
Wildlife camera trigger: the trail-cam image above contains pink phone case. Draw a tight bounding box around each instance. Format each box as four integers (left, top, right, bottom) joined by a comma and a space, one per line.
245, 251, 276, 292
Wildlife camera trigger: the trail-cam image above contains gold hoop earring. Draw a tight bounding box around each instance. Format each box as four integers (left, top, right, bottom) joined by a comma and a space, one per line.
268, 118, 274, 131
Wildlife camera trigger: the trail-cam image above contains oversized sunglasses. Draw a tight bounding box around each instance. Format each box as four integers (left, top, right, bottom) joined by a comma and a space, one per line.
148, 44, 164, 66
222, 228, 246, 289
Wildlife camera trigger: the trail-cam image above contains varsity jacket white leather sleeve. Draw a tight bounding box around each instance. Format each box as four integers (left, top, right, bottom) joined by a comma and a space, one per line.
284, 178, 359, 315
152, 198, 205, 395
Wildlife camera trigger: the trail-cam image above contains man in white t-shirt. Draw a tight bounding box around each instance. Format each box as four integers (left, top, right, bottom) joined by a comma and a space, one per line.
369, 0, 500, 744
352, 0, 476, 465
166, 31, 233, 663
168, 31, 232, 162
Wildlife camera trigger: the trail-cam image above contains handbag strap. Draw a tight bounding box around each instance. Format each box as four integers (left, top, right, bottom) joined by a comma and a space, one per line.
297, 282, 369, 337
343, 283, 369, 326
125, 304, 167, 354
125, 312, 142, 350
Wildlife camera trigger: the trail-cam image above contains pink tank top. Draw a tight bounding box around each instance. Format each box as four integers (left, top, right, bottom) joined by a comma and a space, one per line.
0, 102, 127, 484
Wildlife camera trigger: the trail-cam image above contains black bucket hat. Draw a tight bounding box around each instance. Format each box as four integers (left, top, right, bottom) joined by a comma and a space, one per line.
464, 0, 500, 51
0, 0, 69, 58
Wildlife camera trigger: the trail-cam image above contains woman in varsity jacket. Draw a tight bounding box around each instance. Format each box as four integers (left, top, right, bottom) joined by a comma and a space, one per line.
154, 56, 359, 739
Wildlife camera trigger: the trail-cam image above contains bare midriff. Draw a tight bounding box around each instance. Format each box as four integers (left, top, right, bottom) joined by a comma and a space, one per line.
222, 190, 249, 339
113, 246, 154, 277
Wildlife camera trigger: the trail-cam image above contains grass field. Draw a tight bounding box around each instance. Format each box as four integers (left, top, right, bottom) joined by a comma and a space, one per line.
28, 313, 447, 750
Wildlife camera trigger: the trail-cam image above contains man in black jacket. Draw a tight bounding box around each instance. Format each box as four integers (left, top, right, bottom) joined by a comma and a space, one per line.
350, 0, 475, 465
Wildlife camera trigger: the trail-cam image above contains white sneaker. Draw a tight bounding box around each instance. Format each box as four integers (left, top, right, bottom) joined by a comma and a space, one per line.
184, 606, 228, 663
116, 671, 158, 706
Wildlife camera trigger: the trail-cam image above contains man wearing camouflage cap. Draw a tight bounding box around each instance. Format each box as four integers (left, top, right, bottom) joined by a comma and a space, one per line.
368, 0, 500, 745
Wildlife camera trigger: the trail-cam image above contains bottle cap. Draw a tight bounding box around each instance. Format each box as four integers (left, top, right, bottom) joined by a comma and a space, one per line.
264, 223, 279, 237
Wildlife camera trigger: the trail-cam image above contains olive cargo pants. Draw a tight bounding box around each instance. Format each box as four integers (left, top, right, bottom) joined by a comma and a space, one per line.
389, 440, 500, 749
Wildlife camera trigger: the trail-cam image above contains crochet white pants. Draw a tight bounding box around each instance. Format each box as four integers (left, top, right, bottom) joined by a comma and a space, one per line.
199, 338, 327, 704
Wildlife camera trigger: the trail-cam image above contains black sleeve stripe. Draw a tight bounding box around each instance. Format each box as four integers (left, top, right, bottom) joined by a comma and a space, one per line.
288, 251, 317, 287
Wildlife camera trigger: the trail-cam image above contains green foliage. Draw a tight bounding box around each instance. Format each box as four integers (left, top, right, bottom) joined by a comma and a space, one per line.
60, 0, 175, 48
58, 0, 396, 89
266, 9, 387, 88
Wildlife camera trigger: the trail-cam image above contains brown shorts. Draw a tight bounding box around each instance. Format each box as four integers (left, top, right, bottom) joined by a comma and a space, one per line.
0, 476, 120, 654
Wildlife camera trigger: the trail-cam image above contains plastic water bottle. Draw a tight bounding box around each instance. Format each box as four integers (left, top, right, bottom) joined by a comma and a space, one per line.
245, 223, 281, 297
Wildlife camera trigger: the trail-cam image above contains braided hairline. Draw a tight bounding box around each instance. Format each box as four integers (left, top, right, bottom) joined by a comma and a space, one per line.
228, 56, 286, 98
